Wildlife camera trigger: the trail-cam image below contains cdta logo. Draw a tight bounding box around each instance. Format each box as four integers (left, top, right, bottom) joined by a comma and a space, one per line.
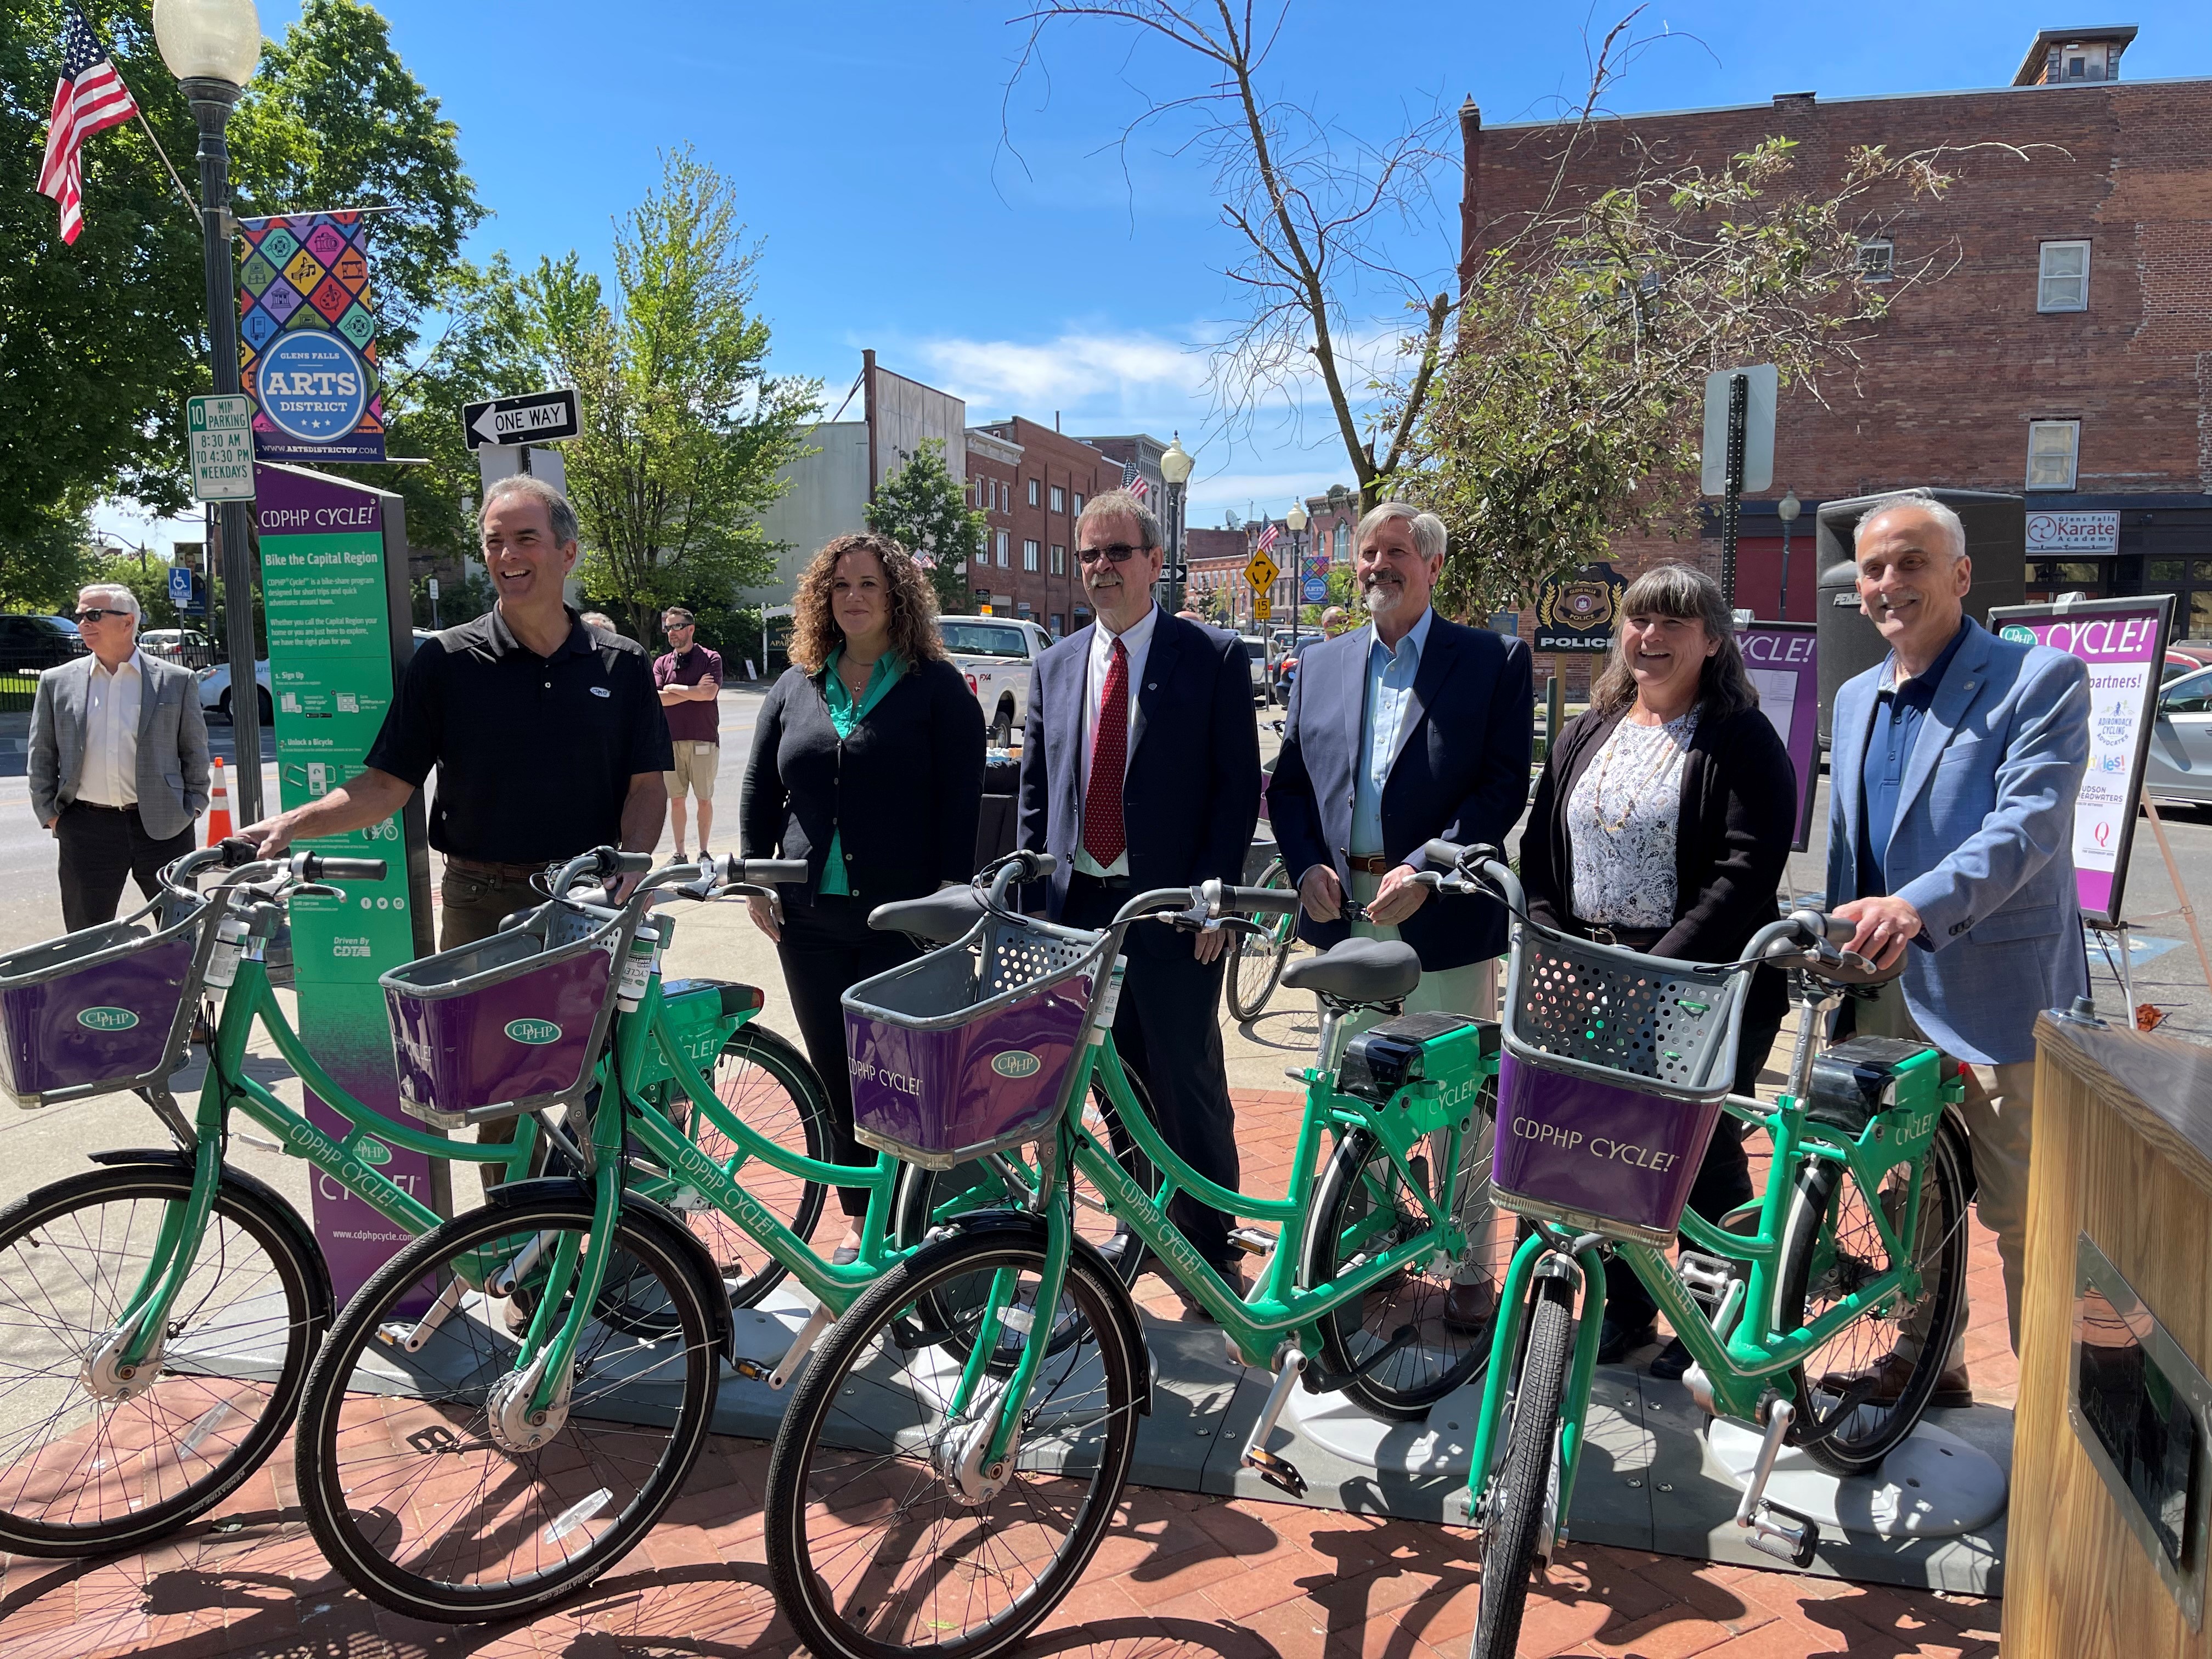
76, 1007, 139, 1031
991, 1050, 1042, 1079
505, 1018, 562, 1046
255, 331, 370, 444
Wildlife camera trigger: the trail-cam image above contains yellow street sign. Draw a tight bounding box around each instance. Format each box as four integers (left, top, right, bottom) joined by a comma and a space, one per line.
1252, 591, 1274, 622
1244, 551, 1278, 591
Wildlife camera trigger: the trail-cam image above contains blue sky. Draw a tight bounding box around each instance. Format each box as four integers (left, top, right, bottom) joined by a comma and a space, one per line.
102, 1, 2207, 550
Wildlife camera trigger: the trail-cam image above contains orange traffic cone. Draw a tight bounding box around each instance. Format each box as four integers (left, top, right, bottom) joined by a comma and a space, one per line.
205, 757, 233, 846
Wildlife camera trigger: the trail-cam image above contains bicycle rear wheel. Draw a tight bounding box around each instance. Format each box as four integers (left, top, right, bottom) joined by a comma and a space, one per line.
764, 1228, 1141, 1659
1226, 859, 1295, 1022
1470, 1272, 1576, 1659
1774, 1116, 1971, 1477
295, 1195, 719, 1622
0, 1164, 325, 1556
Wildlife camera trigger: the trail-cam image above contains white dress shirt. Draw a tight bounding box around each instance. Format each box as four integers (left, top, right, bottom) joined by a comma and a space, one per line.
79, 650, 144, 809
1074, 603, 1158, 878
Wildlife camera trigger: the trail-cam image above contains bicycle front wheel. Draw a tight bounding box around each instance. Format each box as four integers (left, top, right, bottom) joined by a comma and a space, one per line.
1226, 859, 1295, 1022
0, 1163, 325, 1557
295, 1195, 719, 1623
765, 1228, 1142, 1659
1471, 1272, 1576, 1659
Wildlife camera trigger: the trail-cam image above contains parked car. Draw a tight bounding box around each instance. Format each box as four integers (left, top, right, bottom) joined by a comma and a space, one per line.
1237, 635, 1274, 704
938, 616, 1049, 747
139, 628, 217, 669
2164, 643, 2212, 681
2145, 665, 2212, 806
197, 658, 273, 724
0, 613, 84, 675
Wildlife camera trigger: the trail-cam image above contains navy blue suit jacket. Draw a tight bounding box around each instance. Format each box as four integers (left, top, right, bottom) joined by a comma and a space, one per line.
1018, 612, 1262, 941
1267, 615, 1533, 969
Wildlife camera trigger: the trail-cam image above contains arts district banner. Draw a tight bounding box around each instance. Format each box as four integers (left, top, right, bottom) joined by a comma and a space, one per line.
239, 213, 386, 463
255, 463, 438, 1300
1988, 595, 2175, 930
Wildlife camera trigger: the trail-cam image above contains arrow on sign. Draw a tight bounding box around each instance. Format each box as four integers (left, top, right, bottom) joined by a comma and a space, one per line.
1244, 552, 1279, 591
462, 387, 582, 450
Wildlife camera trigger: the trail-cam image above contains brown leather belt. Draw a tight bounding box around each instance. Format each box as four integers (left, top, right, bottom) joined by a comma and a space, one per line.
1344, 853, 1393, 876
444, 856, 545, 881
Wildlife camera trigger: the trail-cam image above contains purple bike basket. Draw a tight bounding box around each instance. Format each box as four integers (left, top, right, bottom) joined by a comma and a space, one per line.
0, 925, 196, 1104
383, 906, 620, 1125
1491, 1053, 1725, 1241
844, 911, 1110, 1169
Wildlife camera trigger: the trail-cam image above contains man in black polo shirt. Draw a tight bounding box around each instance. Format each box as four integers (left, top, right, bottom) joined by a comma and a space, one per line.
239, 475, 672, 949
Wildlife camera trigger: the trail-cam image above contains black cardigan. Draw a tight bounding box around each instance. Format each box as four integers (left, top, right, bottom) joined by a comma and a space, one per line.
738, 657, 985, 907
1520, 702, 1796, 1030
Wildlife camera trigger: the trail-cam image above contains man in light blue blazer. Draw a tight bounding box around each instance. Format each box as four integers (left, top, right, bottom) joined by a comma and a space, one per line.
1826, 492, 2089, 1401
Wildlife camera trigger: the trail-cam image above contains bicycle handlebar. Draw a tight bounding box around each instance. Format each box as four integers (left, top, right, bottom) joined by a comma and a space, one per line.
715, 855, 809, 886
307, 856, 386, 881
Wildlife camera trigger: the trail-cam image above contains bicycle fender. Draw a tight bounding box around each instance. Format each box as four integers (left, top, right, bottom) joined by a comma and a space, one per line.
934, 1210, 1153, 1417
86, 1148, 334, 1321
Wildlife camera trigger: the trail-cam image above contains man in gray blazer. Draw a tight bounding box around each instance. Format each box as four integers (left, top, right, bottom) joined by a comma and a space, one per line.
30, 583, 211, 929
1826, 491, 2090, 1402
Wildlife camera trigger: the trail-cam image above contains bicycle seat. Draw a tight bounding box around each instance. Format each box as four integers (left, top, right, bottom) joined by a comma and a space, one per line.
1281, 938, 1420, 1005
868, 890, 986, 945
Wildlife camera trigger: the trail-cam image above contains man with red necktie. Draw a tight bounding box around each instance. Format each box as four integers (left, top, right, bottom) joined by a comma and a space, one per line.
1019, 489, 1262, 1293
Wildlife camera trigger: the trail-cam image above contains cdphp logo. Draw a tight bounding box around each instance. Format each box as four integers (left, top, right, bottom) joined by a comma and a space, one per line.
76, 1007, 139, 1031
991, 1051, 1042, 1079
505, 1018, 562, 1046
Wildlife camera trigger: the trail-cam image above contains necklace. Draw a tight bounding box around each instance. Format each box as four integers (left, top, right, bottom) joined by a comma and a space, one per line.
1586, 714, 1692, 835
837, 653, 878, 698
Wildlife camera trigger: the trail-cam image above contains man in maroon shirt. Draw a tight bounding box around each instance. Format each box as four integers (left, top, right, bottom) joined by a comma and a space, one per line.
654, 607, 723, 857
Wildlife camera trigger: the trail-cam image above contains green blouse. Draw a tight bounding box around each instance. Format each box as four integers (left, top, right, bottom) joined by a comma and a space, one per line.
818, 647, 905, 896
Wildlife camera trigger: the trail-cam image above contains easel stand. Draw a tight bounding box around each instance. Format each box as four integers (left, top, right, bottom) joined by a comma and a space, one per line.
2098, 788, 2212, 1023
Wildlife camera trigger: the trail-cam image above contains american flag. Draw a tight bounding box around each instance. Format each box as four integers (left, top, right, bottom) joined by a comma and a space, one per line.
1119, 460, 1150, 502
38, 4, 139, 246
1254, 522, 1280, 555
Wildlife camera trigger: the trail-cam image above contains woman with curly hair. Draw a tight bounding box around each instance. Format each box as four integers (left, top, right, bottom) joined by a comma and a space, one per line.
739, 532, 985, 1254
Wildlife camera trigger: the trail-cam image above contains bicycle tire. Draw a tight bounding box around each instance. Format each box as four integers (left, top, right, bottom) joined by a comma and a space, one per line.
295, 1194, 719, 1623
1301, 1105, 1506, 1420
1470, 1272, 1576, 1659
764, 1227, 1142, 1659
0, 1163, 325, 1556
1773, 1115, 1971, 1478
1226, 858, 1295, 1022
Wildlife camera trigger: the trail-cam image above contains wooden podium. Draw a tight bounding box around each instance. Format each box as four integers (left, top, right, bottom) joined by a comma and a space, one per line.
2007, 1012, 2212, 1657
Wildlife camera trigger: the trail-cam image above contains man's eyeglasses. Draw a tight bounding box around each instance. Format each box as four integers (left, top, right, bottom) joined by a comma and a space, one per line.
1077, 544, 1146, 566
663, 621, 694, 634
74, 608, 130, 624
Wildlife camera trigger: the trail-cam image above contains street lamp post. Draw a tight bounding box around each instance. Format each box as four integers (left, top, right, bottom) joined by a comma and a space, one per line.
154, 0, 265, 824
1776, 488, 1802, 620
1159, 433, 1193, 615
1284, 497, 1309, 689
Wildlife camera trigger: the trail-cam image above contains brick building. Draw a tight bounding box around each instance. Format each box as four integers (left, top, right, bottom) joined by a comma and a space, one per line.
1463, 24, 2212, 668
963, 418, 1125, 636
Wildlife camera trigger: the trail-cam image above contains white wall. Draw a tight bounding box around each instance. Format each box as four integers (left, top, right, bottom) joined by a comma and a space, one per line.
744, 421, 870, 606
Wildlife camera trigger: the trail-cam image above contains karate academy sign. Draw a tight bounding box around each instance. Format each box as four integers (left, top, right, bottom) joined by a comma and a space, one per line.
238, 212, 387, 463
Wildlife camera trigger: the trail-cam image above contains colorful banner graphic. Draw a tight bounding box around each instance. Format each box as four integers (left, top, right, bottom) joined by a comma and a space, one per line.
238, 213, 386, 463
1988, 595, 2174, 929
256, 464, 437, 1301
1738, 621, 1818, 852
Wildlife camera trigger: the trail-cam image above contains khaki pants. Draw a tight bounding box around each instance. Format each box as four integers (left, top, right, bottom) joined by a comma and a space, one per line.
1857, 980, 2036, 1362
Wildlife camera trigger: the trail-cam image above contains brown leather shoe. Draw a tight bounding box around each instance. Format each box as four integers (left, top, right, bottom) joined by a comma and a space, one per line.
1818, 1352, 1973, 1410
1441, 1277, 1497, 1335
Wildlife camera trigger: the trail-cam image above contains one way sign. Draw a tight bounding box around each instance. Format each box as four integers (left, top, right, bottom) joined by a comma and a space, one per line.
461, 387, 581, 450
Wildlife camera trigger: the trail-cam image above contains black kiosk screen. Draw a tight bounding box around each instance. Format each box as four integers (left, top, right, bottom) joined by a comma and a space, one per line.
2078, 1283, 2201, 1567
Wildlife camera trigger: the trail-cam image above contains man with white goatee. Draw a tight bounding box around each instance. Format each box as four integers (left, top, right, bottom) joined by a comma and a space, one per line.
1266, 502, 1533, 1336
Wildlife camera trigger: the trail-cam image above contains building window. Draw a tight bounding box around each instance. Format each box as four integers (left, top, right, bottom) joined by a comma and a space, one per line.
995, 530, 1009, 566
1072, 492, 1084, 518
1333, 521, 1349, 561
1049, 613, 1065, 637
2039, 240, 2090, 312
1050, 485, 1066, 515
2027, 420, 2080, 490
1050, 544, 1065, 575
1023, 539, 1040, 572
1018, 601, 1033, 618
1857, 239, 1894, 282
1027, 478, 1040, 507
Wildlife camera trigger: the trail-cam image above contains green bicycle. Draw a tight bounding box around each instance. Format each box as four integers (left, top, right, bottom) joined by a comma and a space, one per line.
760, 849, 1519, 1659
0, 842, 833, 1561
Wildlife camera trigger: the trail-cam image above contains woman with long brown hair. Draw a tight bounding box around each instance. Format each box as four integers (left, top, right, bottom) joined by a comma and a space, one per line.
739, 532, 984, 1256
1519, 562, 1795, 1375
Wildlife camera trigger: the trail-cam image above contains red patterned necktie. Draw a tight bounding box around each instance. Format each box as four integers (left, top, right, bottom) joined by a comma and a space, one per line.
1082, 637, 1130, 866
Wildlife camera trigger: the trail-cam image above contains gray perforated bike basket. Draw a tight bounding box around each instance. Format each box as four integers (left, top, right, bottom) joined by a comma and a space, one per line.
383, 899, 639, 1128
844, 908, 1115, 1170
1489, 921, 1753, 1245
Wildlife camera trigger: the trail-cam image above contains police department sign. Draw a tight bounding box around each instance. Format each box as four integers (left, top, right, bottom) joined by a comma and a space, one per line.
255, 333, 372, 446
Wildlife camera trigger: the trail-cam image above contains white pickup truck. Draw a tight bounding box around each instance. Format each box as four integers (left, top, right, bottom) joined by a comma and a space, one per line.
940, 615, 1051, 748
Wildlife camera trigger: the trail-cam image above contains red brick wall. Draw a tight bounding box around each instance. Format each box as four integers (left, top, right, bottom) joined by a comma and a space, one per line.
968, 419, 1124, 634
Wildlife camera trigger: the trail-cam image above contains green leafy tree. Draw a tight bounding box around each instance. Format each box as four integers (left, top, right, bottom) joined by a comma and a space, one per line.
0, 1, 484, 596
866, 439, 988, 614
486, 149, 819, 642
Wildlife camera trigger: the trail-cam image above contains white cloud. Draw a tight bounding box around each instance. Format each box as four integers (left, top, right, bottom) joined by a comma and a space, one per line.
907, 330, 1210, 414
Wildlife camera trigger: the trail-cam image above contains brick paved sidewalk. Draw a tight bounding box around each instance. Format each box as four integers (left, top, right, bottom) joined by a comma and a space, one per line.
0, 1089, 2015, 1659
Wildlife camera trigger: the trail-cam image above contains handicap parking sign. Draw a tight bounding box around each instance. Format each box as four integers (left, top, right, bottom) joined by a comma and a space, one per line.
168, 566, 194, 607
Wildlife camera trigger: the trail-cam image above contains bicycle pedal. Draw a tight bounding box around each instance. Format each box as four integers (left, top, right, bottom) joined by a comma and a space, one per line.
1228, 1227, 1277, 1257
1243, 1446, 1307, 1499
1743, 1499, 1820, 1568
1676, 1251, 1734, 1307
729, 1357, 773, 1383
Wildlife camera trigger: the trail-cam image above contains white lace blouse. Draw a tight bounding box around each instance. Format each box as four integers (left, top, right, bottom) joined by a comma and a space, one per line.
1565, 712, 1699, 928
